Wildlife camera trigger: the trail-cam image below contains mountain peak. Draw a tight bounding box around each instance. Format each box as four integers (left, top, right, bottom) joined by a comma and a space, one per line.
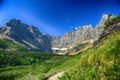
100, 14, 108, 24
0, 19, 52, 52
7, 19, 21, 25
102, 14, 108, 17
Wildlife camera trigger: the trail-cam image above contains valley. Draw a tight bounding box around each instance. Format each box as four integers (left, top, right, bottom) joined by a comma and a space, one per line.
0, 14, 120, 80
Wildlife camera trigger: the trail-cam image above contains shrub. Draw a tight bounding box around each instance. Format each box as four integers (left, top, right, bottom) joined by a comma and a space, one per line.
104, 14, 120, 29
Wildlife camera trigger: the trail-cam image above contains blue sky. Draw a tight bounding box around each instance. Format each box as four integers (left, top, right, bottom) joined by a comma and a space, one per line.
0, 0, 120, 36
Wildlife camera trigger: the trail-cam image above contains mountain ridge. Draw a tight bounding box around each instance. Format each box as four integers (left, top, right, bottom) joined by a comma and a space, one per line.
51, 14, 108, 54
0, 14, 108, 53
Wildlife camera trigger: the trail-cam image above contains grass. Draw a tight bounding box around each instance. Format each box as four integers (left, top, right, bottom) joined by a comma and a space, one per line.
60, 31, 120, 80
0, 51, 73, 80
0, 38, 26, 51
0, 37, 79, 80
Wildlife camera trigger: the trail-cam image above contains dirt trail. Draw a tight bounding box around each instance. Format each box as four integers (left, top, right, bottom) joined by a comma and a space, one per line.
47, 71, 66, 80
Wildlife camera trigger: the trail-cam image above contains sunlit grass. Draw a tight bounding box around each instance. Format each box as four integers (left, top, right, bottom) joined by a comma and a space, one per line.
60, 31, 120, 80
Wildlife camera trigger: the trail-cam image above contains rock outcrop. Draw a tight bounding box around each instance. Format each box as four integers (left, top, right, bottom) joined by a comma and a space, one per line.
94, 18, 120, 47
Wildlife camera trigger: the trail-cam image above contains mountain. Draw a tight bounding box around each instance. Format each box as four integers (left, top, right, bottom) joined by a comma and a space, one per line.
0, 19, 52, 52
0, 14, 108, 53
51, 14, 108, 54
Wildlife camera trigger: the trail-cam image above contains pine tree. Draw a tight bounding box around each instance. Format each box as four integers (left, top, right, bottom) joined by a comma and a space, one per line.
108, 10, 113, 20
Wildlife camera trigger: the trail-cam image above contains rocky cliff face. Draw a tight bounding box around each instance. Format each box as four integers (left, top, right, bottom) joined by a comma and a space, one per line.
52, 25, 95, 48
0, 14, 108, 53
51, 14, 108, 53
0, 19, 52, 52
95, 14, 108, 37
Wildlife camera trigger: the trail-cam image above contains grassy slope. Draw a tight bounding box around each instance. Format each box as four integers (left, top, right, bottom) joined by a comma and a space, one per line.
60, 31, 120, 80
0, 38, 26, 51
0, 51, 73, 80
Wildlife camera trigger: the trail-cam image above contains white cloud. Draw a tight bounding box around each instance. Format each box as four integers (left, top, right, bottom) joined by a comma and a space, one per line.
75, 27, 78, 30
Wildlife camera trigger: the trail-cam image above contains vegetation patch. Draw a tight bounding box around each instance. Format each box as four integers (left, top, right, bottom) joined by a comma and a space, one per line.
60, 31, 120, 80
104, 14, 120, 29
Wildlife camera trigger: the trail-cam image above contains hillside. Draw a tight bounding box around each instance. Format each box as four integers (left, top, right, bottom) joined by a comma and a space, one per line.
59, 15, 120, 80
0, 38, 26, 51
